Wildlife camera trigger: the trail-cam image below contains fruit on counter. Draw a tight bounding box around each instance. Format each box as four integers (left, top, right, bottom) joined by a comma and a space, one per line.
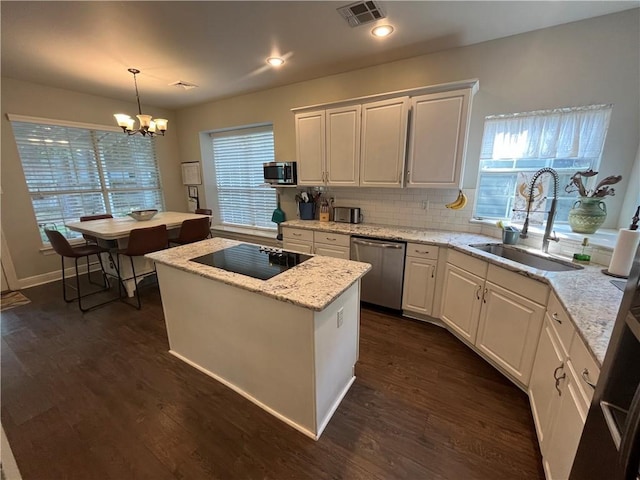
445, 190, 468, 210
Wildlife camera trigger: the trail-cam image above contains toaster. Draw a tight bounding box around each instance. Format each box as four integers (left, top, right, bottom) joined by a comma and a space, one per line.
333, 207, 362, 224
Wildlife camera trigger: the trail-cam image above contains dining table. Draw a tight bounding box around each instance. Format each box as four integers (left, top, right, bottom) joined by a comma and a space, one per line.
66, 211, 211, 297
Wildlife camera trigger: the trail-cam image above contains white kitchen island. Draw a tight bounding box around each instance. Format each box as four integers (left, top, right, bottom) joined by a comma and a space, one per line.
146, 238, 370, 440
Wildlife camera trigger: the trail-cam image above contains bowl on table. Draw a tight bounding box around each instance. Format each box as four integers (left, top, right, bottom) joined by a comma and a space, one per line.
128, 209, 158, 221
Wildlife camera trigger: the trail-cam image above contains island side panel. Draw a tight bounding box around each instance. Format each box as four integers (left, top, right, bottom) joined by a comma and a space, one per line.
313, 281, 360, 435
156, 263, 317, 436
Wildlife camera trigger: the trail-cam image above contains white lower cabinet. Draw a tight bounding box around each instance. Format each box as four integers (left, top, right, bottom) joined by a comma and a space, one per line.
528, 292, 599, 480
402, 244, 439, 317
282, 228, 314, 254
476, 280, 546, 386
543, 361, 589, 480
440, 262, 484, 343
283, 228, 350, 259
440, 251, 548, 388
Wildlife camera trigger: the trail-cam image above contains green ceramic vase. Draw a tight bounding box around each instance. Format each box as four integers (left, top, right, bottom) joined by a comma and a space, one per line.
568, 197, 607, 234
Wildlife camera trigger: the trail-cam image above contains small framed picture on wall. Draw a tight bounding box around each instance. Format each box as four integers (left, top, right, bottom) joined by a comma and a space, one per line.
181, 162, 201, 185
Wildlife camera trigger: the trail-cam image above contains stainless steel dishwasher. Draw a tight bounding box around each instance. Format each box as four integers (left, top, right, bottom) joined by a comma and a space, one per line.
350, 236, 406, 309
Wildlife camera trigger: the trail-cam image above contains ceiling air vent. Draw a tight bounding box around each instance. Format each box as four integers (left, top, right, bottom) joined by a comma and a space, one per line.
169, 80, 199, 90
337, 0, 386, 27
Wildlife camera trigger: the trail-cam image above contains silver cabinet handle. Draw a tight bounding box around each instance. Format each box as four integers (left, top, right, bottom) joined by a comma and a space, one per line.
416, 250, 430, 255
326, 237, 336, 242
431, 264, 435, 278
352, 239, 403, 249
552, 312, 562, 324
483, 287, 488, 304
554, 363, 566, 396
476, 285, 482, 300
292, 232, 302, 237
582, 368, 597, 389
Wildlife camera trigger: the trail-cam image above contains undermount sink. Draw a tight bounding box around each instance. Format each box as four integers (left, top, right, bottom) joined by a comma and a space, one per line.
469, 244, 583, 272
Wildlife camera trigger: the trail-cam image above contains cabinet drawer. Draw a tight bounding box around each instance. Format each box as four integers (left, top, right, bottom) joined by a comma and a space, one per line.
313, 231, 350, 247
406, 243, 439, 260
569, 337, 600, 407
447, 249, 488, 278
487, 264, 548, 306
546, 292, 576, 358
282, 227, 313, 242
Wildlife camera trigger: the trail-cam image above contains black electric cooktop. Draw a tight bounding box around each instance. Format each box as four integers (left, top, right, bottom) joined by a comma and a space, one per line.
190, 244, 313, 280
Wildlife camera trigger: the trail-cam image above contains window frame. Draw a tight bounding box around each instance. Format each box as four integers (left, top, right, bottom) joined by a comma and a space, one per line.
473, 104, 612, 225
209, 124, 277, 232
9, 114, 165, 243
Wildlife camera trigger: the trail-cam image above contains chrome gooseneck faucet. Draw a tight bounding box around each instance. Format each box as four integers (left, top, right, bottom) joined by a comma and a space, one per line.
519, 167, 560, 253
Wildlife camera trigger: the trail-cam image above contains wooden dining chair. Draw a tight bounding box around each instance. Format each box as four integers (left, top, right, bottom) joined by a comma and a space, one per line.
195, 209, 213, 238
45, 228, 118, 312
169, 216, 211, 246
117, 224, 168, 309
80, 213, 114, 285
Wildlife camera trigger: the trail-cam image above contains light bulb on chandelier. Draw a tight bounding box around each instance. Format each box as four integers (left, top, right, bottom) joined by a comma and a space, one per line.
114, 68, 168, 137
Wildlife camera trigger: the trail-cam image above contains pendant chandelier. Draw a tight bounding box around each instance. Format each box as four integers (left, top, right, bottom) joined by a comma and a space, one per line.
114, 68, 168, 137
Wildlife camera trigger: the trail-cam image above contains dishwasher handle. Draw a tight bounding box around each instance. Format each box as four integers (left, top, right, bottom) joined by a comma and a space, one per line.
351, 238, 404, 249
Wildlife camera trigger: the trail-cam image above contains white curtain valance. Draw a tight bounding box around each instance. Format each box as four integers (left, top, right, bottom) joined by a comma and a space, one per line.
481, 104, 612, 160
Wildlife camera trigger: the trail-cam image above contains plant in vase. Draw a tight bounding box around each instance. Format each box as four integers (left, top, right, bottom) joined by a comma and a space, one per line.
565, 169, 622, 234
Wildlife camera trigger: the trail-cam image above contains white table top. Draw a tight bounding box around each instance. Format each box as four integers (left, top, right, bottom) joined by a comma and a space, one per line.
66, 211, 209, 240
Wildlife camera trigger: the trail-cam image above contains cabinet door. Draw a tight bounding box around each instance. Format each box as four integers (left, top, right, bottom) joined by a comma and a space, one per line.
360, 97, 409, 187
543, 363, 587, 480
476, 282, 545, 387
314, 244, 350, 260
402, 256, 437, 316
295, 110, 325, 185
326, 105, 360, 186
440, 263, 483, 343
529, 316, 565, 455
283, 239, 313, 254
406, 89, 471, 188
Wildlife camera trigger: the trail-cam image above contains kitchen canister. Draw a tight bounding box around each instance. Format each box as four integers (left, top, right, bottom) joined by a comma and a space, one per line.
607, 228, 640, 277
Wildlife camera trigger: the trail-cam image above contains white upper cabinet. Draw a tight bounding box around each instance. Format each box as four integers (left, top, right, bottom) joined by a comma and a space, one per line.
406, 88, 473, 189
326, 105, 361, 186
295, 106, 360, 186
295, 110, 325, 186
360, 97, 410, 188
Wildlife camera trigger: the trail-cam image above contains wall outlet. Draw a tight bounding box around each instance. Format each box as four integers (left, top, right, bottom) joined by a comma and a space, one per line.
337, 308, 344, 328
422, 200, 430, 210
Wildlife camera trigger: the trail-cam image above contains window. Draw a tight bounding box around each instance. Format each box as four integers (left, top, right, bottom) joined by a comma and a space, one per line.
210, 125, 276, 230
474, 104, 612, 225
10, 117, 164, 242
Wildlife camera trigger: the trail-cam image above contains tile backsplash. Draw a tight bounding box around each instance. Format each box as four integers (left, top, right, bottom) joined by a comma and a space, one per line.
328, 187, 481, 233
282, 186, 615, 267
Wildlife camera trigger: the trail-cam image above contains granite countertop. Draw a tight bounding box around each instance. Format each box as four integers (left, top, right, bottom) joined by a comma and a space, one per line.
146, 237, 371, 312
282, 220, 623, 365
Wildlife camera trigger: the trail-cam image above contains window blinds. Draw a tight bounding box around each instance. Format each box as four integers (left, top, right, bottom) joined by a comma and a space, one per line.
11, 120, 164, 241
210, 126, 276, 230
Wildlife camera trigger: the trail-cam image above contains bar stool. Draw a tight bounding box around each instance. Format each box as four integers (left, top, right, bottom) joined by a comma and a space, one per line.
80, 213, 114, 285
117, 224, 168, 309
195, 209, 213, 238
169, 217, 211, 246
45, 228, 118, 312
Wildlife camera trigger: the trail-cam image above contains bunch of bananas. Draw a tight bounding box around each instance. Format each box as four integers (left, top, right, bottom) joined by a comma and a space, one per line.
445, 190, 468, 210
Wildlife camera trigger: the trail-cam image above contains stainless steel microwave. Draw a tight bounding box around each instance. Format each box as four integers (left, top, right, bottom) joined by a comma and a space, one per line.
263, 162, 297, 186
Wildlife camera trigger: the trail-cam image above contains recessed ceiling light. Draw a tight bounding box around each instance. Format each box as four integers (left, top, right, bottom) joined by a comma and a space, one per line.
371, 25, 394, 37
266, 57, 285, 67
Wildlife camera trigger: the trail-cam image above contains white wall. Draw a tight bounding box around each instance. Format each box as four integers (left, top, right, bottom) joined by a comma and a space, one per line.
175, 10, 639, 232
0, 78, 183, 283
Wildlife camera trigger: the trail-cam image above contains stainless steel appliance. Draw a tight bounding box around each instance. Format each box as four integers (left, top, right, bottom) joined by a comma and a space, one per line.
190, 244, 312, 280
571, 245, 640, 479
350, 236, 405, 309
263, 161, 297, 186
334, 207, 362, 224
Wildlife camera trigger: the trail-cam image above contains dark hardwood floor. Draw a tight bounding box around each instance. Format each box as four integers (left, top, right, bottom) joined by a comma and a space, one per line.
2, 279, 544, 479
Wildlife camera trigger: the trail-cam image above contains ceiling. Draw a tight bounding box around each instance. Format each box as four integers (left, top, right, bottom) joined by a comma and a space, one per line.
2, 1, 638, 110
